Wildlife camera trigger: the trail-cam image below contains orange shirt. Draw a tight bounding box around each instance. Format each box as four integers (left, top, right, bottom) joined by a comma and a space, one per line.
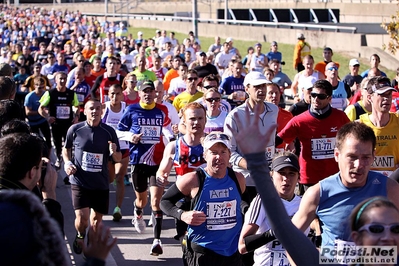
91, 68, 105, 78
277, 107, 293, 150
82, 48, 96, 60
163, 69, 179, 91
314, 61, 340, 78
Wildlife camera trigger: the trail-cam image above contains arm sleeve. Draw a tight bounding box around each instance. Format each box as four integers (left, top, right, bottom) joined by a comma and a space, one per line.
90, 75, 103, 99
245, 152, 319, 266
160, 184, 186, 220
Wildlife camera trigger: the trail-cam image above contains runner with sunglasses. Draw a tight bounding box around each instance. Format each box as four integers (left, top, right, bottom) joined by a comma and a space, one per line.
350, 197, 399, 266
325, 62, 352, 111
172, 69, 203, 113
276, 79, 350, 194
161, 132, 246, 266
203, 88, 227, 134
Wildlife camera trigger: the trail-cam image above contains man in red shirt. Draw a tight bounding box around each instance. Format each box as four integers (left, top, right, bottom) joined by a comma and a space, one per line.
276, 80, 350, 194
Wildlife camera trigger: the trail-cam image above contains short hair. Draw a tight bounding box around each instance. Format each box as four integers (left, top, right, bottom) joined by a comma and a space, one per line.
350, 197, 397, 231
183, 69, 198, 80
173, 55, 182, 61
93, 56, 101, 62
370, 54, 380, 62
323, 47, 333, 53
179, 63, 188, 69
335, 122, 376, 152
181, 102, 206, 121
0, 77, 16, 100
202, 74, 220, 87
270, 59, 281, 64
1, 119, 30, 136
302, 55, 314, 62
0, 100, 22, 128
106, 56, 118, 63
313, 80, 333, 96
0, 133, 43, 181
109, 83, 122, 92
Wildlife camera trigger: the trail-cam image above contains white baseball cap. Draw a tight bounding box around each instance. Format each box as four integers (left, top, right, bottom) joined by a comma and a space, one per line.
243, 71, 270, 86
203, 132, 232, 150
349, 59, 360, 66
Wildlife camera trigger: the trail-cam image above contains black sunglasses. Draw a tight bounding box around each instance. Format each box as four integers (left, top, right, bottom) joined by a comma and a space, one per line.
310, 92, 329, 100
205, 97, 220, 103
187, 77, 198, 81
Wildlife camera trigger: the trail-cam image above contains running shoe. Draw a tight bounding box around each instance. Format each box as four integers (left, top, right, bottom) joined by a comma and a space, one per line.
131, 213, 146, 233
63, 176, 71, 185
150, 239, 163, 256
113, 206, 122, 222
54, 157, 62, 170
73, 234, 85, 254
124, 175, 131, 186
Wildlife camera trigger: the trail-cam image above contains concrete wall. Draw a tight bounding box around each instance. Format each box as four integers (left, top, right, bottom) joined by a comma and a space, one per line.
18, 2, 398, 23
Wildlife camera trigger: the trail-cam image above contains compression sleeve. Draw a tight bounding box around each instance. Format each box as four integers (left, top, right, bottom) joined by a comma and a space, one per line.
244, 230, 276, 253
160, 184, 185, 220
245, 152, 319, 266
275, 135, 283, 147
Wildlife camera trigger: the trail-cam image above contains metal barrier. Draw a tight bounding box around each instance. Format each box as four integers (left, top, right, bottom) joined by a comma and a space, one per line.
136, 0, 394, 3
84, 12, 357, 33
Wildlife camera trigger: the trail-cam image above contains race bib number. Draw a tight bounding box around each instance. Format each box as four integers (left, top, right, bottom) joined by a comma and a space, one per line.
206, 200, 237, 230
266, 145, 275, 161
77, 93, 85, 103
270, 251, 291, 266
82, 152, 103, 172
56, 106, 70, 119
330, 98, 346, 111
334, 239, 356, 261
103, 87, 110, 102
311, 137, 335, 159
140, 125, 161, 144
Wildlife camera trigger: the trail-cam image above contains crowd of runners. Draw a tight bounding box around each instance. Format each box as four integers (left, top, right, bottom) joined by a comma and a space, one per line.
0, 4, 399, 266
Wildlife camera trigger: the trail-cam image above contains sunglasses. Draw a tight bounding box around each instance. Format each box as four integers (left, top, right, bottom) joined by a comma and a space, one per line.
187, 77, 198, 81
327, 66, 338, 71
203, 85, 215, 90
358, 223, 399, 235
205, 97, 220, 103
127, 80, 137, 83
310, 92, 329, 100
205, 133, 230, 142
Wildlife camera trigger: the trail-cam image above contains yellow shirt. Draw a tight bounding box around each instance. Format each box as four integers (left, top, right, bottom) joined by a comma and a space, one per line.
344, 101, 371, 122
359, 113, 399, 175
172, 91, 203, 113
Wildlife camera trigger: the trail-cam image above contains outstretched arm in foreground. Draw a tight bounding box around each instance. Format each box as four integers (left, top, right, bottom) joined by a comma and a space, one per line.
227, 103, 319, 266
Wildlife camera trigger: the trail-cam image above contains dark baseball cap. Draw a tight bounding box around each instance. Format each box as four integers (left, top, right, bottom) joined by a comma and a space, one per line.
138, 80, 155, 91
271, 153, 300, 172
